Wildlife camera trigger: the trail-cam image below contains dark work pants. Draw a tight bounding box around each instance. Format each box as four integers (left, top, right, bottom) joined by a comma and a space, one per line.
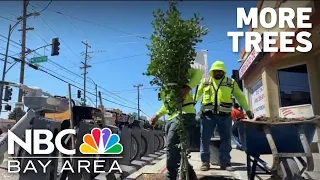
200, 113, 232, 166
165, 114, 197, 180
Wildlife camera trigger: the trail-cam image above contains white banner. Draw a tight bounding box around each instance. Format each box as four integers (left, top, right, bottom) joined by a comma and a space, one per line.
278, 104, 314, 119
249, 79, 266, 117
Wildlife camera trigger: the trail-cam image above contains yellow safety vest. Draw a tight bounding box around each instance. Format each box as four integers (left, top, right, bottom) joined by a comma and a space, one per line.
201, 76, 234, 114
160, 90, 195, 115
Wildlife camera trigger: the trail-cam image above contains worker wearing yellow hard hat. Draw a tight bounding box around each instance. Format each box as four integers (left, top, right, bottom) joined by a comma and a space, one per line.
194, 60, 253, 171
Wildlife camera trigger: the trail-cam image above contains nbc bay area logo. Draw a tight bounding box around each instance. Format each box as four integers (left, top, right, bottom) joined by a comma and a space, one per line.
7, 127, 123, 174
80, 128, 123, 154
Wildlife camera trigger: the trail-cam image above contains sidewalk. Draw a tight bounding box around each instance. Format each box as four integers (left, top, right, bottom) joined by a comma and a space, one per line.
128, 149, 320, 179
188, 150, 274, 180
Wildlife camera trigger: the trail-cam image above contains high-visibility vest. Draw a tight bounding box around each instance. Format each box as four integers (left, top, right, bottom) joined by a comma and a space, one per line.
160, 90, 195, 115
201, 76, 234, 114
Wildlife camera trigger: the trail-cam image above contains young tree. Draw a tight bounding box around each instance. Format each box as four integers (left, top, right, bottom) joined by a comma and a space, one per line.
144, 0, 208, 178
8, 108, 26, 121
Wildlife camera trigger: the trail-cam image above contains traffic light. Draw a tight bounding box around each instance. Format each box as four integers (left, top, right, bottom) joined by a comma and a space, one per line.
77, 90, 81, 98
232, 70, 243, 91
3, 86, 12, 102
51, 38, 60, 56
4, 104, 11, 111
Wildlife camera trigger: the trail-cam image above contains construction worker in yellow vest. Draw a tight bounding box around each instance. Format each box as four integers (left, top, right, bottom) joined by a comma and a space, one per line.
194, 61, 253, 171
151, 68, 202, 180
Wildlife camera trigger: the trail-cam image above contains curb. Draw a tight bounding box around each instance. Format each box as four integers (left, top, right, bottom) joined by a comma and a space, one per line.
113, 150, 166, 180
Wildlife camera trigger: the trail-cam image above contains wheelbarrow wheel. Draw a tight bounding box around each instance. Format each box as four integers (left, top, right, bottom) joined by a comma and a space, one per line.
280, 157, 303, 180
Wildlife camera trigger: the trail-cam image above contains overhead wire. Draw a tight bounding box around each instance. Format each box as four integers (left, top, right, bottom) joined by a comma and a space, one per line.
109, 87, 159, 93
141, 98, 158, 111
17, 8, 145, 106
90, 54, 146, 65
0, 16, 16, 23
29, 2, 148, 40
99, 87, 138, 105
27, 3, 80, 66
140, 110, 151, 119
38, 0, 52, 14
6, 54, 138, 110
1, 35, 140, 106
37, 15, 82, 64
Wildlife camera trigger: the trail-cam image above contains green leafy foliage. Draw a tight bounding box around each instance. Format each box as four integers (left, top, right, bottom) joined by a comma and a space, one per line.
8, 108, 26, 121
144, 1, 208, 178
144, 0, 208, 115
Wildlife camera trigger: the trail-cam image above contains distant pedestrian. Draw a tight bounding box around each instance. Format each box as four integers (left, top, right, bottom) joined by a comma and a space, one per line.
231, 103, 245, 149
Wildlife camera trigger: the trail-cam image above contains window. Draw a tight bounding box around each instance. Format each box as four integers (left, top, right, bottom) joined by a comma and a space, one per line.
278, 64, 311, 107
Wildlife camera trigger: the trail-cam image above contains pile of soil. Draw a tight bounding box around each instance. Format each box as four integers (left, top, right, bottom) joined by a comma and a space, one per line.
255, 117, 302, 123
135, 173, 166, 180
135, 174, 235, 180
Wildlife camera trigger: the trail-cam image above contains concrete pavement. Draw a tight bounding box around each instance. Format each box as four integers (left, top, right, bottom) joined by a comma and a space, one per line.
127, 148, 320, 180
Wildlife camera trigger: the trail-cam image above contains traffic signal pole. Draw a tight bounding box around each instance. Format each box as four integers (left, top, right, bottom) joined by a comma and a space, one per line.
0, 25, 11, 114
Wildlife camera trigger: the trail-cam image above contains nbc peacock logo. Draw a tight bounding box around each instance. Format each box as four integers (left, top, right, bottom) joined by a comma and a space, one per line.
80, 128, 123, 154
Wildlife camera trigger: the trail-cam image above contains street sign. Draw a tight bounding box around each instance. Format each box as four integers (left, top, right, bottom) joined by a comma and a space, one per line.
81, 98, 87, 102
30, 56, 48, 64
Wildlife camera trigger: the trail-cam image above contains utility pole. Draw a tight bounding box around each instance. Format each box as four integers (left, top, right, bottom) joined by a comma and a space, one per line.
133, 84, 143, 120
80, 41, 91, 106
18, 0, 34, 103
95, 84, 98, 108
80, 44, 104, 107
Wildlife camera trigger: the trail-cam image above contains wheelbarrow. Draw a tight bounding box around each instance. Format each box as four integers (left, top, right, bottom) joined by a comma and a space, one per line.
232, 115, 320, 180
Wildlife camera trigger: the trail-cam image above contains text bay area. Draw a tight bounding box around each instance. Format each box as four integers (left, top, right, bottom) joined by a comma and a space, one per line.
228, 31, 312, 53
8, 159, 122, 174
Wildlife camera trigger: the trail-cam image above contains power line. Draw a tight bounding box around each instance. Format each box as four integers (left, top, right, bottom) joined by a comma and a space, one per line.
141, 98, 157, 111
109, 87, 159, 93
13, 56, 138, 110
29, 29, 81, 67
37, 15, 82, 63
0, 36, 144, 105
140, 109, 151, 119
38, 0, 52, 14
20, 27, 139, 106
53, 11, 148, 40
0, 16, 16, 23
29, 3, 148, 40
90, 54, 146, 65
98, 87, 137, 106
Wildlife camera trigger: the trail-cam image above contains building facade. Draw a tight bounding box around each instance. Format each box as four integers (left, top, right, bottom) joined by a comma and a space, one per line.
238, 0, 320, 150
239, 0, 320, 118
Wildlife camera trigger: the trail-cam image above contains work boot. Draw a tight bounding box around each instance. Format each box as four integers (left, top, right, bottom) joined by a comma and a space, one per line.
200, 162, 210, 171
220, 163, 234, 171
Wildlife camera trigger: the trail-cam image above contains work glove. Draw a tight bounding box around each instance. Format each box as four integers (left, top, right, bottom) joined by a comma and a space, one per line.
246, 111, 254, 119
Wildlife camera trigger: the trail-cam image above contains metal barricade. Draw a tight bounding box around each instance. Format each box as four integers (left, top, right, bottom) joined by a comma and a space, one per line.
19, 117, 61, 180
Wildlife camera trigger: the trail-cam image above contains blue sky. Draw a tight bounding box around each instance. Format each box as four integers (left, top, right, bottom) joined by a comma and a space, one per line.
0, 1, 256, 119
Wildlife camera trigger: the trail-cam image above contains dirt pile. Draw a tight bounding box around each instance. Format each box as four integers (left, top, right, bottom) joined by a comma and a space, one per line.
135, 173, 166, 180
255, 117, 302, 123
